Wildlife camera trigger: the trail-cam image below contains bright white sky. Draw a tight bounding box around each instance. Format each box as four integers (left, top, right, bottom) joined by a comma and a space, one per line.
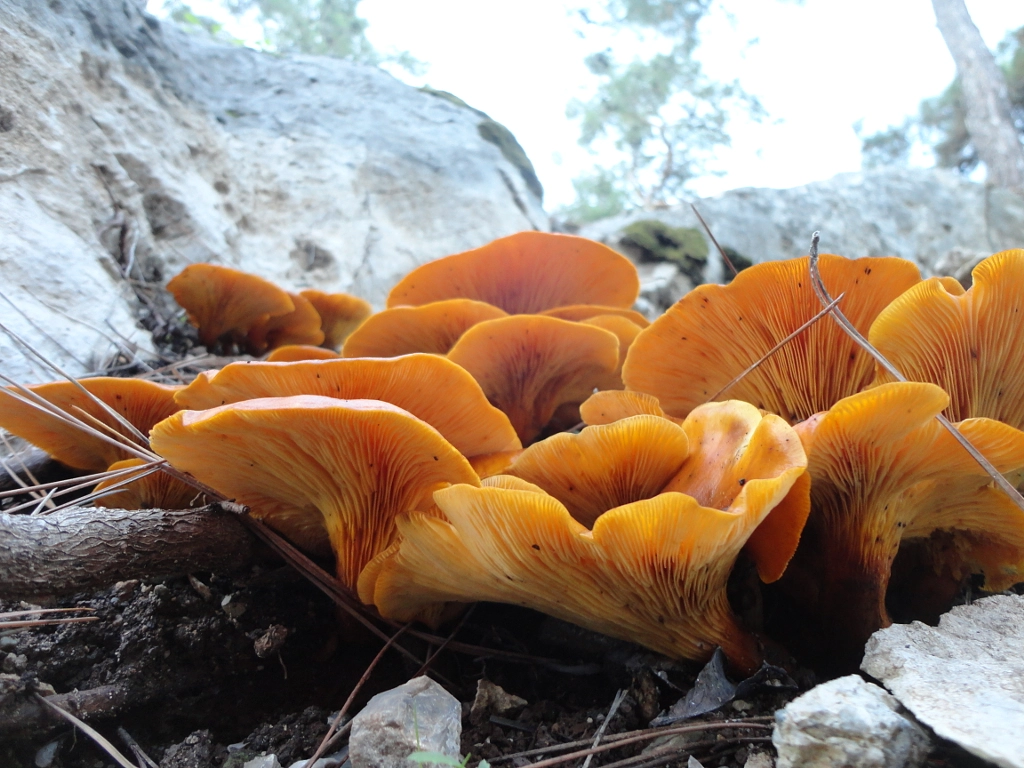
149, 0, 1022, 211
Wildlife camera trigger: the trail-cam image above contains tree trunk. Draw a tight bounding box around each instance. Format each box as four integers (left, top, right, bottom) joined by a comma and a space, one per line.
931, 0, 1024, 188
0, 503, 258, 599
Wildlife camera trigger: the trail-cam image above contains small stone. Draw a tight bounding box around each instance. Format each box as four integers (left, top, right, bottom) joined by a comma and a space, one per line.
254, 624, 289, 658
349, 676, 461, 768
773, 675, 930, 768
862, 594, 1024, 768
3, 653, 27, 673
469, 679, 528, 725
0, 636, 19, 650
34, 739, 60, 768
743, 752, 774, 768
285, 750, 347, 768
730, 699, 752, 712
221, 594, 247, 619
242, 757, 282, 768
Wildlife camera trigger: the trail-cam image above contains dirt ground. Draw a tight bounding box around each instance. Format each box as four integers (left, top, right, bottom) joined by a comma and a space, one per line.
0, 553, 1007, 768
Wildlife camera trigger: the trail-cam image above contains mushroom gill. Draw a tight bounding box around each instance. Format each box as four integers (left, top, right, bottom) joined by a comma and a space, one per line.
622, 254, 923, 423
150, 396, 480, 589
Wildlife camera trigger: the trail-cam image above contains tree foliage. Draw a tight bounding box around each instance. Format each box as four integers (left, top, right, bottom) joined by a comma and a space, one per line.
859, 25, 1023, 176
562, 1, 764, 224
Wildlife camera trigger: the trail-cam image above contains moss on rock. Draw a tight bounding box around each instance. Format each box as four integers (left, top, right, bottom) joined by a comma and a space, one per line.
621, 220, 709, 283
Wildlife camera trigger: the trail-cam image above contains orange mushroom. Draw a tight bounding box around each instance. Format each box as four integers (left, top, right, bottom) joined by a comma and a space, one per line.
167, 264, 294, 351
578, 390, 676, 426
299, 289, 372, 350
581, 314, 645, 391
266, 345, 340, 362
0, 378, 181, 471
150, 396, 480, 588
174, 354, 522, 461
387, 232, 640, 314
777, 381, 1024, 669
445, 315, 620, 444
342, 299, 507, 358
622, 255, 922, 423
93, 458, 200, 510
360, 404, 809, 672
246, 291, 325, 353
869, 249, 1024, 429
540, 305, 651, 327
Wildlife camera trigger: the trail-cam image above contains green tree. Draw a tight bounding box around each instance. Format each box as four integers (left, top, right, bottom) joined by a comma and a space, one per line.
562, 1, 765, 224
859, 24, 1023, 181
226, 0, 422, 72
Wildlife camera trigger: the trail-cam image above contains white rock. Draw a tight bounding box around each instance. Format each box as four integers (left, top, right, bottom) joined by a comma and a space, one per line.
581, 167, 1024, 284
861, 594, 1024, 768
773, 675, 930, 768
349, 676, 461, 768
744, 753, 774, 768
0, 0, 545, 383
243, 756, 282, 768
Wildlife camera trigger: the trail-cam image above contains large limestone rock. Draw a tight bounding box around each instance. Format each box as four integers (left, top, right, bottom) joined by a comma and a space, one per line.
0, 0, 545, 383
581, 167, 1024, 294
862, 595, 1024, 768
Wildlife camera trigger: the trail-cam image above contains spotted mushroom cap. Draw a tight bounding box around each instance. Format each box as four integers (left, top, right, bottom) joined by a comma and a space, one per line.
174, 354, 521, 458
360, 404, 809, 672
622, 254, 923, 423
167, 264, 294, 349
150, 396, 481, 589
446, 315, 620, 444
0, 378, 181, 471
342, 299, 508, 358
387, 231, 640, 314
869, 249, 1024, 429
299, 289, 372, 350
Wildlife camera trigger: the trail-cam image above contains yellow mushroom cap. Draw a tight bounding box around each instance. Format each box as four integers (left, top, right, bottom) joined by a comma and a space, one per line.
0, 378, 181, 471
869, 249, 1024, 429
446, 315, 621, 444
167, 264, 294, 349
622, 254, 923, 423
174, 354, 521, 459
783, 381, 1024, 665
150, 395, 481, 589
579, 390, 675, 426
299, 289, 372, 350
342, 299, 508, 358
265, 345, 340, 362
246, 291, 325, 353
360, 403, 808, 672
540, 305, 651, 328
581, 314, 645, 391
387, 231, 640, 314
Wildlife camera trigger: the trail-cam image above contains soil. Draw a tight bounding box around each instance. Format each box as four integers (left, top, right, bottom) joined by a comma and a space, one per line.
0, 557, 1002, 768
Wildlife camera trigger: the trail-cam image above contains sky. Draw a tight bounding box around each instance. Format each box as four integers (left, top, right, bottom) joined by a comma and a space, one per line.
149, 0, 1022, 211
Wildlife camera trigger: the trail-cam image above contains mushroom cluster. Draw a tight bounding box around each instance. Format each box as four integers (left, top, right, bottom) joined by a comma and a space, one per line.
6, 237, 1024, 676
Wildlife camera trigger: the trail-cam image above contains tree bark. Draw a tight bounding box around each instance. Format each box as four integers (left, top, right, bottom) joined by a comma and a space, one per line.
0, 503, 258, 600
932, 0, 1024, 188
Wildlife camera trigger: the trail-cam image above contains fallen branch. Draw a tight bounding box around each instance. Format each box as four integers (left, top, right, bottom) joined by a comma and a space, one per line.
0, 502, 258, 599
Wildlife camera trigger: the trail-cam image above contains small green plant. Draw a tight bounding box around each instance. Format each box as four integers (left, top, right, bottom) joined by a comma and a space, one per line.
407, 751, 490, 768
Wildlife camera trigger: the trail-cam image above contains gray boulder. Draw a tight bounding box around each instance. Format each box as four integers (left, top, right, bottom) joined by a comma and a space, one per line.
0, 0, 545, 383
581, 168, 1024, 301
773, 675, 930, 768
862, 594, 1024, 768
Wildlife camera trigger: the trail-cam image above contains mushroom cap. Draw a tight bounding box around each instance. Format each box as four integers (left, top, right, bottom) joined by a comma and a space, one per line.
579, 390, 675, 426
93, 458, 200, 510
247, 291, 325, 353
540, 305, 651, 327
150, 395, 480, 588
869, 249, 1024, 429
360, 406, 807, 672
387, 231, 640, 314
266, 345, 340, 362
299, 289, 372, 350
174, 354, 521, 458
167, 264, 294, 349
342, 299, 508, 358
581, 314, 645, 391
784, 381, 1024, 663
446, 315, 621, 444
622, 254, 923, 423
0, 378, 181, 471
